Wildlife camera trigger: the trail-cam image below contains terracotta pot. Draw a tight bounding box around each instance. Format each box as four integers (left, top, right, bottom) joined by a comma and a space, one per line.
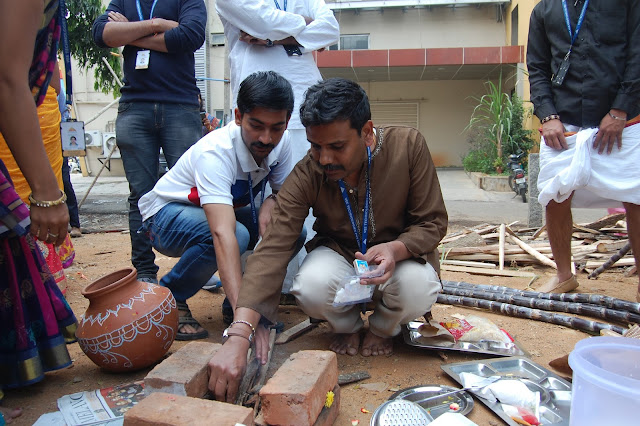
76, 267, 178, 372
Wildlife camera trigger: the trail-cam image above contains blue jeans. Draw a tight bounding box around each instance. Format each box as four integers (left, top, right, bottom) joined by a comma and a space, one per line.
144, 202, 307, 303
116, 101, 201, 280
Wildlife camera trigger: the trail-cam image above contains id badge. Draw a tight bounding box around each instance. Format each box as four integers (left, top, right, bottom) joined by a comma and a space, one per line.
135, 50, 150, 69
551, 52, 571, 87
283, 44, 302, 56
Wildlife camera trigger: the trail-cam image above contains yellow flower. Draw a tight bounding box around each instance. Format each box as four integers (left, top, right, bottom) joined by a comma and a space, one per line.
324, 391, 334, 408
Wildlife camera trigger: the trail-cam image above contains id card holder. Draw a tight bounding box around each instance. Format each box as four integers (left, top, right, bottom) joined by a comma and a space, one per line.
136, 50, 151, 69
283, 44, 302, 56
551, 51, 571, 87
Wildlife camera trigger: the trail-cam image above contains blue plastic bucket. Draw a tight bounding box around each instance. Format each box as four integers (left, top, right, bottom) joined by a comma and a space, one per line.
568, 336, 640, 425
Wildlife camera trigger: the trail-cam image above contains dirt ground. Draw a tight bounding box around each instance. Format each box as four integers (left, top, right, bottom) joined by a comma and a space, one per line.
6, 218, 638, 425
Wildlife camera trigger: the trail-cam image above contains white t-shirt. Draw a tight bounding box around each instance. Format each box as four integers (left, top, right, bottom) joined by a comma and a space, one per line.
216, 0, 339, 129
139, 122, 293, 221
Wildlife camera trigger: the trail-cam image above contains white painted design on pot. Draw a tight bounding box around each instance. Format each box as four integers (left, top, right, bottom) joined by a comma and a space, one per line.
80, 283, 157, 327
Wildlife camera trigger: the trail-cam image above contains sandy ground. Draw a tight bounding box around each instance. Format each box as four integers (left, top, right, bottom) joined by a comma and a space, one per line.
5, 221, 638, 425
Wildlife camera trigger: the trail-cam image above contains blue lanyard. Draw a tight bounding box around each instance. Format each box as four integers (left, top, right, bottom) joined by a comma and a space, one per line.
247, 172, 267, 232
136, 0, 159, 21
273, 0, 287, 11
338, 147, 371, 255
561, 0, 589, 48
59, 0, 73, 105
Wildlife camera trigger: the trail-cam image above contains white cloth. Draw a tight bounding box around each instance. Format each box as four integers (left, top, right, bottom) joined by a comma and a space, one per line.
216, 0, 339, 130
139, 122, 293, 220
537, 122, 640, 208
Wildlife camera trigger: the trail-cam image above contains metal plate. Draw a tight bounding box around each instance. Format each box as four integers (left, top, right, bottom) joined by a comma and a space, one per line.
403, 322, 527, 357
370, 399, 434, 426
389, 385, 474, 419
441, 356, 572, 426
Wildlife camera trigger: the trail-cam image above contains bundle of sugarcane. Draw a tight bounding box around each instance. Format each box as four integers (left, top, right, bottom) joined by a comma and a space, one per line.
436, 294, 627, 335
442, 280, 640, 314
440, 286, 640, 325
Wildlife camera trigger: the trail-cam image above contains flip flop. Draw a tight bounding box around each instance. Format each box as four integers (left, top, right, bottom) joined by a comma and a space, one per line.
176, 302, 209, 341
533, 274, 579, 293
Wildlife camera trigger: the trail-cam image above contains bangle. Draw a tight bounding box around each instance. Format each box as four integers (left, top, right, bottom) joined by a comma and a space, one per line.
222, 328, 254, 344
229, 320, 255, 335
540, 114, 560, 124
609, 112, 627, 121
28, 191, 67, 208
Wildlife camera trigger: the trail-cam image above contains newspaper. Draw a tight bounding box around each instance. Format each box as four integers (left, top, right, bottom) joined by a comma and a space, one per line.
57, 381, 145, 426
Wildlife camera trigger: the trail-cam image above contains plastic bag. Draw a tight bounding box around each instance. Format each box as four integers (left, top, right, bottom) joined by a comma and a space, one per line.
332, 276, 375, 307
440, 315, 511, 343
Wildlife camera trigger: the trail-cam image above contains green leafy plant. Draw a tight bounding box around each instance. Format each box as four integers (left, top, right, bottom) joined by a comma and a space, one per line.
66, 0, 122, 95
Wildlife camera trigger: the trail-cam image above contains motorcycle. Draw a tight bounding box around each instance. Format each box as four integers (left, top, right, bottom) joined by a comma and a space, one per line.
507, 152, 528, 203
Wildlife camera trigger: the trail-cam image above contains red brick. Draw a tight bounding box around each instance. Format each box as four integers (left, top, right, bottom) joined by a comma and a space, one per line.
259, 351, 338, 426
144, 342, 221, 398
314, 384, 340, 426
123, 392, 253, 426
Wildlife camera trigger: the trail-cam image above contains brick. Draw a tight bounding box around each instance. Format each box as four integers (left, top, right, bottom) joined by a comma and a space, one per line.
254, 385, 339, 426
123, 392, 253, 426
259, 350, 338, 426
144, 342, 221, 398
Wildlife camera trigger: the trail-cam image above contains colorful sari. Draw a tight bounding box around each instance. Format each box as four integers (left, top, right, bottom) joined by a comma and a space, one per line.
0, 160, 77, 389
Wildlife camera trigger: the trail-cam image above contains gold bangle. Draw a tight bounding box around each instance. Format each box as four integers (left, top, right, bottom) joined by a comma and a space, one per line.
28, 191, 67, 208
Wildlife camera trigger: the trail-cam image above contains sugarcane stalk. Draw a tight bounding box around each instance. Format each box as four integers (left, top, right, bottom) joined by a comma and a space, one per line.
588, 241, 632, 279
436, 294, 626, 335
441, 286, 640, 325
442, 280, 640, 314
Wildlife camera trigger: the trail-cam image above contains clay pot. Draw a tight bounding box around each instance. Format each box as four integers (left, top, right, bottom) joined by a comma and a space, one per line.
76, 267, 178, 372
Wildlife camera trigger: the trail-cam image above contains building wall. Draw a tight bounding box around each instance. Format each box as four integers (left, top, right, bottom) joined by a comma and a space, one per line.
334, 5, 506, 49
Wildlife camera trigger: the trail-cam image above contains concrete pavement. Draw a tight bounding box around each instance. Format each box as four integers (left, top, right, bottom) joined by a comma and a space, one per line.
71, 169, 608, 227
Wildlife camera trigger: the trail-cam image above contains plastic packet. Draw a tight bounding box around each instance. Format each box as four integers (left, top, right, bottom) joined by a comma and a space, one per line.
440, 315, 512, 343
353, 259, 385, 278
332, 275, 375, 307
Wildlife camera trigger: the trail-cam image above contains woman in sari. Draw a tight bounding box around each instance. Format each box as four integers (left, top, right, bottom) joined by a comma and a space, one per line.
0, 0, 79, 422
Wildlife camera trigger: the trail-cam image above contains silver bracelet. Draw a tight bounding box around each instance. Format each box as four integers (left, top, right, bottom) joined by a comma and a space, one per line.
609, 112, 627, 121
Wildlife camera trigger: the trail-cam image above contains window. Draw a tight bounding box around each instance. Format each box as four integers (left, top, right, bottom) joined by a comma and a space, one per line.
328, 34, 369, 51
210, 33, 226, 47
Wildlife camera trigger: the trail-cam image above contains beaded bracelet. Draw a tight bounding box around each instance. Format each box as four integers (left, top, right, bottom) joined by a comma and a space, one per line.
540, 114, 560, 124
229, 319, 255, 335
28, 191, 67, 208
609, 112, 627, 121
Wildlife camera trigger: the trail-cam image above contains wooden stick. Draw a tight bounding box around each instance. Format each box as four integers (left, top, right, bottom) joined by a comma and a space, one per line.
586, 257, 635, 269
441, 260, 496, 269
531, 225, 547, 241
441, 264, 536, 278
499, 224, 506, 270
506, 231, 558, 269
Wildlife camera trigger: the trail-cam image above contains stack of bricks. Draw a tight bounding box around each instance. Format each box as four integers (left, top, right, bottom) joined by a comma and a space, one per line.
257, 350, 340, 426
123, 343, 339, 426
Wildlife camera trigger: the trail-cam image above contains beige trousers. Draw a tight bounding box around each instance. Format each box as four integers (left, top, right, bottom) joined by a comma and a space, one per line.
291, 246, 441, 338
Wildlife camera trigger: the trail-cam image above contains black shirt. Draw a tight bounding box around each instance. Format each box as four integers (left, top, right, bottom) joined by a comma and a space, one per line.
527, 0, 640, 127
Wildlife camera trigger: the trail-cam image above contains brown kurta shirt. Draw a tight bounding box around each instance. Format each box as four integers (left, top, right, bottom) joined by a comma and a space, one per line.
238, 125, 448, 323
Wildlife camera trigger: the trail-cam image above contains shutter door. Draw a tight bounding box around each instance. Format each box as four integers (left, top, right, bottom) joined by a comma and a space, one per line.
370, 102, 419, 128
194, 34, 209, 108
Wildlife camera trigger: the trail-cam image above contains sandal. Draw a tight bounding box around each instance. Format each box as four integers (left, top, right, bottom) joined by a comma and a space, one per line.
533, 274, 579, 293
176, 301, 209, 341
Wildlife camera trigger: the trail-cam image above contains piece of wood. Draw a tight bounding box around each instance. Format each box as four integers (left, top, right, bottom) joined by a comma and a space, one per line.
625, 265, 638, 277
596, 239, 629, 253
579, 213, 626, 230
338, 371, 371, 385
586, 257, 636, 268
531, 224, 547, 241
441, 260, 496, 269
572, 224, 601, 234
499, 224, 506, 271
275, 319, 318, 345
506, 232, 558, 269
440, 264, 537, 278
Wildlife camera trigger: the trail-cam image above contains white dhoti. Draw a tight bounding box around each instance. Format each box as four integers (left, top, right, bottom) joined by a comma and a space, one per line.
537, 123, 640, 208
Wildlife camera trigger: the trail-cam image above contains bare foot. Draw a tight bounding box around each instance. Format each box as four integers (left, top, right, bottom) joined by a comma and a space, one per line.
361, 330, 393, 357
329, 333, 360, 356
0, 406, 23, 423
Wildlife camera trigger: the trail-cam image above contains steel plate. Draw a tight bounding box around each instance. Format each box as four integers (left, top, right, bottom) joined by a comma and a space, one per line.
389, 384, 474, 419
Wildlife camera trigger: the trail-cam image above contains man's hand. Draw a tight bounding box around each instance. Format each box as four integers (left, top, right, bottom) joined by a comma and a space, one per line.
593, 109, 626, 154
208, 337, 251, 403
238, 32, 301, 47
108, 11, 129, 22
355, 243, 397, 286
541, 118, 568, 150
254, 324, 270, 363
258, 195, 277, 236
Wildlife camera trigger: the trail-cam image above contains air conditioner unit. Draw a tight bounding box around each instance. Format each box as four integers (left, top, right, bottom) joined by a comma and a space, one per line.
85, 130, 102, 147
102, 132, 121, 158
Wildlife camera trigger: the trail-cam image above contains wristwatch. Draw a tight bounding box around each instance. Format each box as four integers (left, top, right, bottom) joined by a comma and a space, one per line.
222, 326, 254, 344
265, 39, 274, 47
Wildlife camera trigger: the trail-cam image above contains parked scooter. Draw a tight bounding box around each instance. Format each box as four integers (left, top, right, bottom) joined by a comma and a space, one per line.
507, 152, 528, 203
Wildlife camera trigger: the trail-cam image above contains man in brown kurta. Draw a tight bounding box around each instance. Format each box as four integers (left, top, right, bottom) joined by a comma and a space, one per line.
208, 78, 447, 402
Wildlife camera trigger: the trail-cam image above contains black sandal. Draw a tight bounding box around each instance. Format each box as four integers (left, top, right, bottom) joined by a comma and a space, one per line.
176, 301, 209, 341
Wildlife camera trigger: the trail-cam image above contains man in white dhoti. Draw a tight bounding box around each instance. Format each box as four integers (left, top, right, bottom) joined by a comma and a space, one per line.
527, 0, 640, 300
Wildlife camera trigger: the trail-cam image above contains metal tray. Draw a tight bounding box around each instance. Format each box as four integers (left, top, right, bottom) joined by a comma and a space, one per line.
441, 356, 572, 426
403, 322, 527, 357
389, 385, 474, 419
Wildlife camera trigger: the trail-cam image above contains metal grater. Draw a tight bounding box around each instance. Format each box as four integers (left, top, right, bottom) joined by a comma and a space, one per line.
370, 399, 433, 426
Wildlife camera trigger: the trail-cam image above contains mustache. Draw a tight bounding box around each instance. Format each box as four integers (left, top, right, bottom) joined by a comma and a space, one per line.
323, 164, 345, 172
251, 141, 275, 150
